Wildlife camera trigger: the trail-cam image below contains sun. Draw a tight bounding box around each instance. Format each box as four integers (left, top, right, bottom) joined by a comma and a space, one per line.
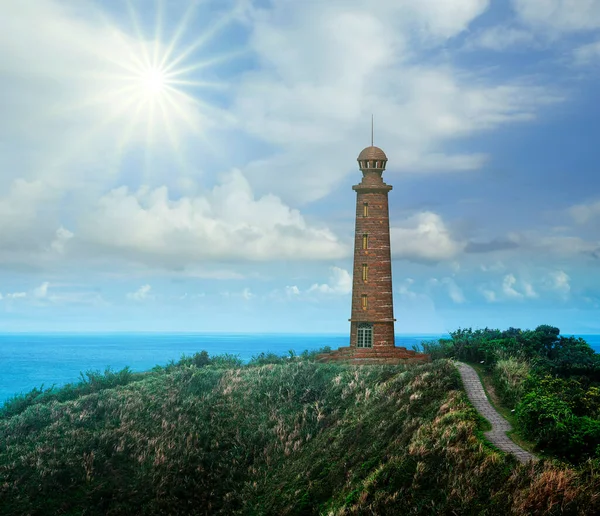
139, 67, 167, 98
56, 0, 248, 181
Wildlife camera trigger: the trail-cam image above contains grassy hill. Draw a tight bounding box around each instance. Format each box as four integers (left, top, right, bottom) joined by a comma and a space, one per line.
1, 351, 599, 515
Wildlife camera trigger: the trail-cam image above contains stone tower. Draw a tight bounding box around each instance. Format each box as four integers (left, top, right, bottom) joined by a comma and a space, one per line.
318, 136, 430, 365
349, 144, 395, 350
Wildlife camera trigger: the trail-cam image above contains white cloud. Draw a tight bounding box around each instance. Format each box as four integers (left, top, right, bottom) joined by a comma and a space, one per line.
466, 26, 535, 51
234, 0, 560, 204
50, 227, 74, 254
569, 199, 600, 224
512, 0, 600, 32
391, 212, 464, 263
573, 40, 600, 65
546, 270, 571, 295
33, 282, 50, 299
428, 276, 466, 303
481, 289, 497, 303
501, 273, 537, 299
77, 170, 348, 266
480, 261, 506, 272
1, 292, 27, 300
522, 281, 538, 298
507, 230, 599, 257
308, 267, 352, 295
221, 287, 255, 301
0, 179, 62, 257
442, 277, 466, 303
503, 274, 523, 298
127, 284, 153, 301
285, 285, 300, 297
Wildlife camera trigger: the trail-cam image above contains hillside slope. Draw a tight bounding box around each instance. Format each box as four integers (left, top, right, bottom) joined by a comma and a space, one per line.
1, 358, 599, 515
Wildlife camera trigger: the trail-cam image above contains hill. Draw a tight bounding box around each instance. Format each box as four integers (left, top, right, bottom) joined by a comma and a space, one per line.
1, 350, 600, 515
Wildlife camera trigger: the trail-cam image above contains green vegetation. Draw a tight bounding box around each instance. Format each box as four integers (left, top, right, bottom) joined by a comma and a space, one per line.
422, 325, 600, 463
2, 346, 600, 514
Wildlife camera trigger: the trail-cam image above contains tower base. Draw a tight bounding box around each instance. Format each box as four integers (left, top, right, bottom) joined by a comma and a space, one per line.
316, 346, 430, 365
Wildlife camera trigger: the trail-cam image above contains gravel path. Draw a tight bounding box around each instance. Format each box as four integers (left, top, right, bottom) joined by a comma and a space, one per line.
456, 362, 537, 464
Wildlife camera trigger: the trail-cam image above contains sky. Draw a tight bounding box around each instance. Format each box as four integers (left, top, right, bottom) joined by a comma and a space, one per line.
0, 0, 599, 334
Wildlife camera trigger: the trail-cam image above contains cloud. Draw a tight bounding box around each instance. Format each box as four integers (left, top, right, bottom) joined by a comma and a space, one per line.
0, 179, 63, 258
480, 261, 506, 272
77, 170, 348, 267
308, 267, 352, 295
428, 277, 466, 303
241, 288, 254, 301
502, 273, 537, 299
506, 231, 600, 258
443, 278, 467, 304
465, 26, 535, 51
481, 289, 497, 303
502, 274, 523, 298
50, 227, 74, 254
221, 287, 255, 301
33, 282, 50, 299
569, 199, 600, 224
546, 270, 571, 295
0, 292, 27, 300
466, 239, 519, 253
285, 285, 300, 297
127, 284, 153, 301
512, 0, 600, 32
234, 0, 560, 204
391, 212, 464, 263
573, 40, 600, 65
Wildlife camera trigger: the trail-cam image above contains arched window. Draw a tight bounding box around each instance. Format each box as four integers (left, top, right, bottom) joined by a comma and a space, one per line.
362, 234, 368, 249
362, 264, 368, 282
363, 202, 368, 217
357, 323, 373, 348
361, 294, 368, 310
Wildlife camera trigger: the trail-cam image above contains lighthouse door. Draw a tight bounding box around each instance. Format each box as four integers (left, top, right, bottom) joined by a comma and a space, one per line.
357, 323, 373, 348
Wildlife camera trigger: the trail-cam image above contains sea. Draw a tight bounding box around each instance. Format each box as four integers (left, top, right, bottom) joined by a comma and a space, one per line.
1, 332, 599, 405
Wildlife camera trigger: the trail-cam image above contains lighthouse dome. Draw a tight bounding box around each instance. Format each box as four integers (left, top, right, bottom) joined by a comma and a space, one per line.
357, 146, 387, 161
357, 146, 387, 171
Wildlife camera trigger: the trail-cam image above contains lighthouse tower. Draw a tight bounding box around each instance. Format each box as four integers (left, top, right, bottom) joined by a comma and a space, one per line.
349, 144, 396, 349
318, 128, 430, 364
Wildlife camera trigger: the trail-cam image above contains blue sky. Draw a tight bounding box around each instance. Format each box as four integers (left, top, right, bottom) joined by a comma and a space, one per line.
0, 0, 599, 334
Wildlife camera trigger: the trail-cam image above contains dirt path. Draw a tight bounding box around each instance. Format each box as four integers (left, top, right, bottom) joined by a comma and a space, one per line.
456, 362, 537, 464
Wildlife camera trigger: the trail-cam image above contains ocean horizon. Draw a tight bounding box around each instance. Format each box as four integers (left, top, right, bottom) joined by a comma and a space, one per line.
2, 332, 599, 405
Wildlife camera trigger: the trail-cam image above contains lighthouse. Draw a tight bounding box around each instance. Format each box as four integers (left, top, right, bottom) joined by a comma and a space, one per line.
349, 143, 396, 349
318, 129, 430, 364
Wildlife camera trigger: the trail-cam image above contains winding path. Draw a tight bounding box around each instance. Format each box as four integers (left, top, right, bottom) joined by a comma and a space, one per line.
456, 362, 537, 464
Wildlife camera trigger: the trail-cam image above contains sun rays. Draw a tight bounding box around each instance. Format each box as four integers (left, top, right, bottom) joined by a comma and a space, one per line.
52, 0, 249, 182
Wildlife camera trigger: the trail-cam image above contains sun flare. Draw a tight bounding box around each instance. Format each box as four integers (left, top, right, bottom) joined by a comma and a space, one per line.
139, 67, 167, 97
57, 0, 248, 181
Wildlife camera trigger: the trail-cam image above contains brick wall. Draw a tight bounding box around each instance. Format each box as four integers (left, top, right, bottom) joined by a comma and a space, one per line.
349, 169, 395, 349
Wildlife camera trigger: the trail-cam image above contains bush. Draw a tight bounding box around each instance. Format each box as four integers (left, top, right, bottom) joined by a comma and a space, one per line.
0, 366, 142, 420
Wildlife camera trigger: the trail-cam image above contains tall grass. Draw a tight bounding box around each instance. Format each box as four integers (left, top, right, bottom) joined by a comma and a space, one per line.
1, 352, 600, 514
493, 356, 531, 407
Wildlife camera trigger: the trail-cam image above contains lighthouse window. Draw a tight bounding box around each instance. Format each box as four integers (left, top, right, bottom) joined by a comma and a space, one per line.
362, 264, 368, 282
363, 202, 369, 217
357, 323, 373, 348
362, 234, 368, 249
361, 294, 368, 310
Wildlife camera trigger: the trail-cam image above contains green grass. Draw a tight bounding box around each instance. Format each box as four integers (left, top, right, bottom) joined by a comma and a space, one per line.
1, 355, 600, 515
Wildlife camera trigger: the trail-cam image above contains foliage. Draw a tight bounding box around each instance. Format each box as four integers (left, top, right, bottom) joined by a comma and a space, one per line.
424, 325, 600, 463
3, 356, 600, 515
0, 366, 144, 420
